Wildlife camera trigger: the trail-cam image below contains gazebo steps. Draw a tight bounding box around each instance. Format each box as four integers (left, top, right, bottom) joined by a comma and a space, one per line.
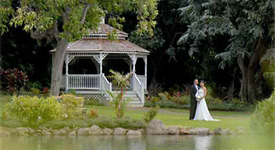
111, 91, 144, 107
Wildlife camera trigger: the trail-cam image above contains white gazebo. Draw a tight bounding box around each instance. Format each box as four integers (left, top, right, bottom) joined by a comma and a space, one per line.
51, 21, 149, 106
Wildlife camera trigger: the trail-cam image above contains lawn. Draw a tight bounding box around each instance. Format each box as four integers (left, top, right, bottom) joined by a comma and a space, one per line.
0, 96, 251, 131
85, 105, 251, 130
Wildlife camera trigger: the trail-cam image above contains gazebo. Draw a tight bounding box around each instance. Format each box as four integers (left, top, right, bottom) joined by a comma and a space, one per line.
51, 20, 149, 106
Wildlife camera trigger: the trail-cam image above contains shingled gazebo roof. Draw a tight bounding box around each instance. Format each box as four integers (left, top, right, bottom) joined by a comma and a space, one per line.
51, 23, 149, 54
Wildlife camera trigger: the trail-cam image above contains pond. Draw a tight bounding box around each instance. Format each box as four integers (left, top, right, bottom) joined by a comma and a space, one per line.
0, 135, 274, 150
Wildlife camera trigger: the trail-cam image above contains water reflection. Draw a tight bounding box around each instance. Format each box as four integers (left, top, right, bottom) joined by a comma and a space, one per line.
0, 135, 273, 150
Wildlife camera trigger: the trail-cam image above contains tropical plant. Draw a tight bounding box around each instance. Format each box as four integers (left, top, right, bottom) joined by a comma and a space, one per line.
107, 70, 132, 118
1, 68, 29, 96
143, 105, 160, 123
0, 0, 158, 96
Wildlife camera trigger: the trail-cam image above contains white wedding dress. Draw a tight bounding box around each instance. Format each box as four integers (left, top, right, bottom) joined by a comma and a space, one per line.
193, 88, 219, 121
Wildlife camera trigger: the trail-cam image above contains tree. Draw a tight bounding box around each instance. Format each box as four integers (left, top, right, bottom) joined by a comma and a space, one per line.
178, 0, 274, 103
1, 0, 158, 96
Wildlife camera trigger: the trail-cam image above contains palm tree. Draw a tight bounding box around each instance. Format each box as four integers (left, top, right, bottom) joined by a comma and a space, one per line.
108, 70, 132, 118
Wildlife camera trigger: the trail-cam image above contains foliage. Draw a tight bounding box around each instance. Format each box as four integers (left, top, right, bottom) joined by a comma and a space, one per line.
143, 105, 160, 123
250, 91, 275, 133
178, 0, 273, 67
108, 70, 132, 118
147, 91, 190, 105
1, 68, 29, 95
178, 0, 274, 103
89, 109, 98, 119
145, 91, 254, 111
260, 48, 275, 89
4, 96, 62, 127
60, 94, 84, 119
30, 88, 40, 95
84, 98, 105, 106
7, 0, 158, 39
0, 0, 14, 34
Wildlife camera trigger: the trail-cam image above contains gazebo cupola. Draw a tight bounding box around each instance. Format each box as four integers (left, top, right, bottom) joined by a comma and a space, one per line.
51, 20, 149, 106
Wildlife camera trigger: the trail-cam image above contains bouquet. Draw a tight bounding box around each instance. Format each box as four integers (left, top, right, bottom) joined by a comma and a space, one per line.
196, 95, 203, 102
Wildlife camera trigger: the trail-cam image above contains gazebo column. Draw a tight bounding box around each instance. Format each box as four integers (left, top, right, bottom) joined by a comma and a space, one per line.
143, 57, 148, 91
132, 55, 137, 73
65, 54, 75, 93
65, 54, 69, 93
131, 55, 137, 91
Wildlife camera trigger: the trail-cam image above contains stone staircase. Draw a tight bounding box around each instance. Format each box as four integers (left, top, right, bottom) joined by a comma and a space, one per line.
124, 91, 143, 107
110, 91, 143, 107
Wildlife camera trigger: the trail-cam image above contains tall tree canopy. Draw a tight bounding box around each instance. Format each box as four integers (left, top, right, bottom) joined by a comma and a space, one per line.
1, 0, 158, 95
178, 0, 275, 103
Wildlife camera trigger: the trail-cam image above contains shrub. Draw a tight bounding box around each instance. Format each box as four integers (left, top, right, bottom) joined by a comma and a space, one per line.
60, 94, 84, 119
1, 68, 29, 95
250, 91, 275, 133
89, 109, 98, 119
30, 88, 41, 96
4, 96, 62, 126
143, 105, 160, 123
84, 98, 105, 106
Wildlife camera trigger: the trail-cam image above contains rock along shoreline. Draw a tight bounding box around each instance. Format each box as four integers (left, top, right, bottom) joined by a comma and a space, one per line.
0, 120, 245, 137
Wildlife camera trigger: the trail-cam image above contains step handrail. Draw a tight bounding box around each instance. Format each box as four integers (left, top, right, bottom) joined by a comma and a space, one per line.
101, 73, 112, 100
133, 73, 144, 104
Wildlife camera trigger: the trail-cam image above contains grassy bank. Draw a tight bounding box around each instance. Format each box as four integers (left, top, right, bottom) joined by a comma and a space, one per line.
0, 97, 251, 130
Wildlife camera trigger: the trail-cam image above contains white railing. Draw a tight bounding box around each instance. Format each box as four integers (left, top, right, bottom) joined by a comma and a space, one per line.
68, 74, 100, 89
133, 73, 144, 104
101, 74, 112, 100
137, 75, 146, 91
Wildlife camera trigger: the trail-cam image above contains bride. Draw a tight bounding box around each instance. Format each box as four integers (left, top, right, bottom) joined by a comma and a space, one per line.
194, 80, 219, 121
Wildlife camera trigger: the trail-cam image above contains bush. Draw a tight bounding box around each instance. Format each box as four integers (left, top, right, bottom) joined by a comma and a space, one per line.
250, 91, 275, 133
60, 94, 84, 119
84, 98, 105, 106
4, 96, 62, 126
143, 105, 160, 123
1, 68, 29, 95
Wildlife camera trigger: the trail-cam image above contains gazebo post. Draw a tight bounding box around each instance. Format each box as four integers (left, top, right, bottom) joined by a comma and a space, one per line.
144, 57, 147, 91
132, 55, 137, 91
65, 53, 69, 93
99, 53, 103, 91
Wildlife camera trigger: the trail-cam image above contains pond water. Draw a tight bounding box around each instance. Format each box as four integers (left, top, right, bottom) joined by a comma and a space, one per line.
0, 135, 274, 150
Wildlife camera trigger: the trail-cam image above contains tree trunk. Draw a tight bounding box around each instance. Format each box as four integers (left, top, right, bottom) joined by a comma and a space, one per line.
238, 38, 267, 103
247, 38, 266, 103
237, 53, 248, 101
50, 39, 68, 96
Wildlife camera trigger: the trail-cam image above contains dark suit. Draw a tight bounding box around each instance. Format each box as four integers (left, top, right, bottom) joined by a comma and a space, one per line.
189, 84, 198, 120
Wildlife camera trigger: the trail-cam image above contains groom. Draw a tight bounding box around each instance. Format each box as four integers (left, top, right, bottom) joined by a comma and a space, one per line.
189, 79, 199, 120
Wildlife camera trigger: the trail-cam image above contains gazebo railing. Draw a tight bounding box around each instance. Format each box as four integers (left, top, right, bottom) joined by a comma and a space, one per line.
68, 74, 100, 89
133, 73, 144, 104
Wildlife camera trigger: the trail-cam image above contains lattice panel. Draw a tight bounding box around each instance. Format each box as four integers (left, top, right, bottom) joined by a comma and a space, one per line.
83, 95, 101, 101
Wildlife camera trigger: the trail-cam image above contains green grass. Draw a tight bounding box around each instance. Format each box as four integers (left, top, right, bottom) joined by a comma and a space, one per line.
0, 95, 251, 130
86, 105, 251, 130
